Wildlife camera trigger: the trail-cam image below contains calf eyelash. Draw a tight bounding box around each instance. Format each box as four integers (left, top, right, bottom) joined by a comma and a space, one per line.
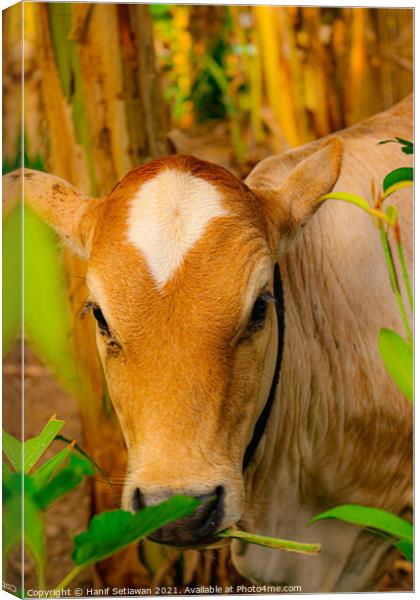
261, 292, 276, 305
82, 300, 95, 318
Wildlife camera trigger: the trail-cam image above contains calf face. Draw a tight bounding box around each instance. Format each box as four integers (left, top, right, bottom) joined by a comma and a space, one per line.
19, 138, 342, 547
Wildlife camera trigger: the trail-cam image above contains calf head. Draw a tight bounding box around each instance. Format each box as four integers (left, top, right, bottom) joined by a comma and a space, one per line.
18, 138, 342, 547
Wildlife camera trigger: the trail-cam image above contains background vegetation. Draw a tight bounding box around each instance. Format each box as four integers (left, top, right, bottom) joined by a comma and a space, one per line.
2, 3, 413, 593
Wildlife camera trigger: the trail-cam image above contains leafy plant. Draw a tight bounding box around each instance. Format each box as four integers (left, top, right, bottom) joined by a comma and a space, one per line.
319, 137, 413, 399
3, 416, 95, 588
312, 137, 413, 562
2, 418, 202, 592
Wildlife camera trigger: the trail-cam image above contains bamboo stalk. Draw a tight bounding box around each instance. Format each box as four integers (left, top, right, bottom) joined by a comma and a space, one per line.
128, 5, 168, 159
254, 6, 300, 149
346, 8, 372, 124
46, 2, 98, 194
71, 3, 132, 192
2, 3, 22, 163
34, 4, 91, 191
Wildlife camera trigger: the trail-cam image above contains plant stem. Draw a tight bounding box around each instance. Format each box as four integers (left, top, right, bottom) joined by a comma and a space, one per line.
218, 529, 321, 555
379, 226, 412, 346
54, 566, 84, 592
397, 239, 413, 313
39, 569, 46, 592
318, 192, 393, 226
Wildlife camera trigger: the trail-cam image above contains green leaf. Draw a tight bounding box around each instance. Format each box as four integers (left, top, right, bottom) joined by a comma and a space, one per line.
2, 470, 23, 505
395, 539, 413, 562
31, 443, 75, 489
3, 461, 11, 477
395, 137, 414, 155
218, 529, 320, 555
378, 138, 413, 155
310, 504, 413, 542
24, 495, 46, 588
34, 454, 95, 509
23, 417, 65, 473
3, 495, 22, 562
383, 167, 413, 194
72, 496, 201, 568
3, 429, 22, 471
3, 204, 22, 355
378, 328, 413, 402
3, 474, 43, 578
24, 205, 79, 391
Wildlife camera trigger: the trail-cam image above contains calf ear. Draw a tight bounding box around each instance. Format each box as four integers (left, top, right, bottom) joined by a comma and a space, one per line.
3, 169, 102, 259
247, 137, 343, 251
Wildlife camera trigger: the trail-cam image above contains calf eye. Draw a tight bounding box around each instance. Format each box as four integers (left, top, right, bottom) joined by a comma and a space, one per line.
249, 294, 271, 330
92, 306, 110, 335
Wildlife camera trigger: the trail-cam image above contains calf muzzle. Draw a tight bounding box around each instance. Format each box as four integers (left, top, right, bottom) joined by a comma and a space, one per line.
132, 485, 225, 547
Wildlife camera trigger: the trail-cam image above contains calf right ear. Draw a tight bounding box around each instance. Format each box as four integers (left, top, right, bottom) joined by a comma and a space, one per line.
3, 169, 102, 259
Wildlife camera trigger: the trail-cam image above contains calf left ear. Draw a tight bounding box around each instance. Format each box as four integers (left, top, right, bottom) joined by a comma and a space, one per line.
3, 168, 102, 259
247, 136, 343, 250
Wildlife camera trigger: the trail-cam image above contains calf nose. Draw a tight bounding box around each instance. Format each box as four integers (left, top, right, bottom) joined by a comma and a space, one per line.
132, 485, 225, 547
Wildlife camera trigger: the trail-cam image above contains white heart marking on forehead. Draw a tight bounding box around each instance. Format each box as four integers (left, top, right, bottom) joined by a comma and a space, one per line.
127, 169, 228, 289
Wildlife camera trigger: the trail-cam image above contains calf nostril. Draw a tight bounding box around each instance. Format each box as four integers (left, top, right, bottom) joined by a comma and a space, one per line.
214, 485, 224, 502
132, 487, 146, 512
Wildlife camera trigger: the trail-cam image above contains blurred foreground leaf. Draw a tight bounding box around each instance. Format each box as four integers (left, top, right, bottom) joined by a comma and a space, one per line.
24, 205, 79, 390
2, 204, 22, 354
